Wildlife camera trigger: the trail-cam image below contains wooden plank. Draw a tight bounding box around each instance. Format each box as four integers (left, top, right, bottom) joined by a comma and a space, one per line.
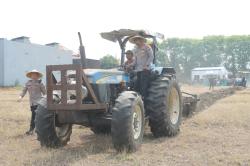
46, 64, 106, 112
46, 66, 53, 109
76, 66, 83, 105
46, 64, 81, 71
51, 84, 76, 90
49, 103, 107, 111
61, 70, 67, 105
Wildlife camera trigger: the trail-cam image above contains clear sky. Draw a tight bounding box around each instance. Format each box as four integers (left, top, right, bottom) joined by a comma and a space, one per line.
1, 0, 250, 59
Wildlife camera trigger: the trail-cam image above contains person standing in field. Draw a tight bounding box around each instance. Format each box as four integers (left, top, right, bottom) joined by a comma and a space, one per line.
208, 77, 216, 90
129, 36, 154, 98
18, 70, 46, 135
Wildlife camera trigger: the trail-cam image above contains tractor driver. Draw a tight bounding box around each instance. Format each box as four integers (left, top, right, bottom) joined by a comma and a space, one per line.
129, 36, 154, 98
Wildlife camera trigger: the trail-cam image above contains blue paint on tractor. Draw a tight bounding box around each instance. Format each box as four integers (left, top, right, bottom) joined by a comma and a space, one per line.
84, 66, 175, 85
84, 69, 129, 84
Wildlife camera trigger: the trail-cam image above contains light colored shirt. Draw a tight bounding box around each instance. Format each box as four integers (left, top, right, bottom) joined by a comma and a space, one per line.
20, 80, 46, 106
133, 44, 154, 71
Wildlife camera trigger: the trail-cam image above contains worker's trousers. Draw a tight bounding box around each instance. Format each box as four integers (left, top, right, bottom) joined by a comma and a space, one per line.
136, 70, 150, 98
30, 105, 38, 130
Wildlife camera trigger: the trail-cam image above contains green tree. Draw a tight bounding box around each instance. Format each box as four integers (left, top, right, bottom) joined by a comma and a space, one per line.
234, 36, 250, 71
224, 36, 238, 76
155, 41, 170, 67
157, 38, 205, 81
180, 39, 204, 80
202, 36, 225, 67
156, 35, 250, 81
100, 54, 119, 69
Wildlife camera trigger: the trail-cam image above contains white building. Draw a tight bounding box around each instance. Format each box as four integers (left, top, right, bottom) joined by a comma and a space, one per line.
0, 36, 73, 86
191, 67, 229, 81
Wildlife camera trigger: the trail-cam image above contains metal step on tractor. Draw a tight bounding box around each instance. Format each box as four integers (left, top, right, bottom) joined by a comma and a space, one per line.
35, 29, 198, 152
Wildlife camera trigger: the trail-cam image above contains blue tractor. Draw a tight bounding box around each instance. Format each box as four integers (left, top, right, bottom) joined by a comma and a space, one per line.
35, 29, 183, 152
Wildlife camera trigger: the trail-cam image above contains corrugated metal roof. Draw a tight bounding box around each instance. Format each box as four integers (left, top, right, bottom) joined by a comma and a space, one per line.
11, 36, 30, 41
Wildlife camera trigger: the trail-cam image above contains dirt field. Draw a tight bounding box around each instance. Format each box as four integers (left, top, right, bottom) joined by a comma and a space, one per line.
0, 87, 250, 166
181, 84, 227, 94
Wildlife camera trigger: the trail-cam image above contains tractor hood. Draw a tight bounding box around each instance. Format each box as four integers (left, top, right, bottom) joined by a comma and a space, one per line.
84, 68, 129, 84
100, 29, 164, 42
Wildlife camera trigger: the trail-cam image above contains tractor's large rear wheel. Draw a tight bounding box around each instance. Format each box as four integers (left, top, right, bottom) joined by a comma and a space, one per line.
35, 98, 72, 148
146, 77, 182, 137
111, 91, 145, 152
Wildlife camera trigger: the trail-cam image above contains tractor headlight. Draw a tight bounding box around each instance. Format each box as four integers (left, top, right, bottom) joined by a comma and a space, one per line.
81, 86, 88, 99
55, 77, 88, 104
52, 91, 61, 103
67, 86, 88, 104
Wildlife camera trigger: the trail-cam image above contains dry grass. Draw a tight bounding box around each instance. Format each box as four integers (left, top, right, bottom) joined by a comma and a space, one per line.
180, 84, 227, 94
0, 87, 250, 166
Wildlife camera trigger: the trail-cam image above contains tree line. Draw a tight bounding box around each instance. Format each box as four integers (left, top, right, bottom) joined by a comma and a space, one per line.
156, 35, 250, 80
100, 35, 250, 81
100, 55, 119, 69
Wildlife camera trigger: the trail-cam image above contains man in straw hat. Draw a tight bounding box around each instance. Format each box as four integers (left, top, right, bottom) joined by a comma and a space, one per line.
18, 69, 46, 135
129, 35, 154, 98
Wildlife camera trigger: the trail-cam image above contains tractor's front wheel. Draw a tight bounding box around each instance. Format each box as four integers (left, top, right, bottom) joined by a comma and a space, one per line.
111, 91, 145, 152
35, 98, 72, 148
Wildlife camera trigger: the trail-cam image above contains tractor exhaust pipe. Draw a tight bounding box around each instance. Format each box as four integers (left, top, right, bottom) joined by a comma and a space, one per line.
78, 32, 87, 69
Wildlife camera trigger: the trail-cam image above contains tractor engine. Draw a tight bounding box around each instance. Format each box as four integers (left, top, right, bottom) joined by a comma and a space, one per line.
84, 69, 129, 105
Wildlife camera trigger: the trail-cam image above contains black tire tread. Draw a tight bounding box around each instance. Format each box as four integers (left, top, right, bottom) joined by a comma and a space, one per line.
111, 91, 144, 152
146, 77, 182, 138
35, 103, 72, 148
